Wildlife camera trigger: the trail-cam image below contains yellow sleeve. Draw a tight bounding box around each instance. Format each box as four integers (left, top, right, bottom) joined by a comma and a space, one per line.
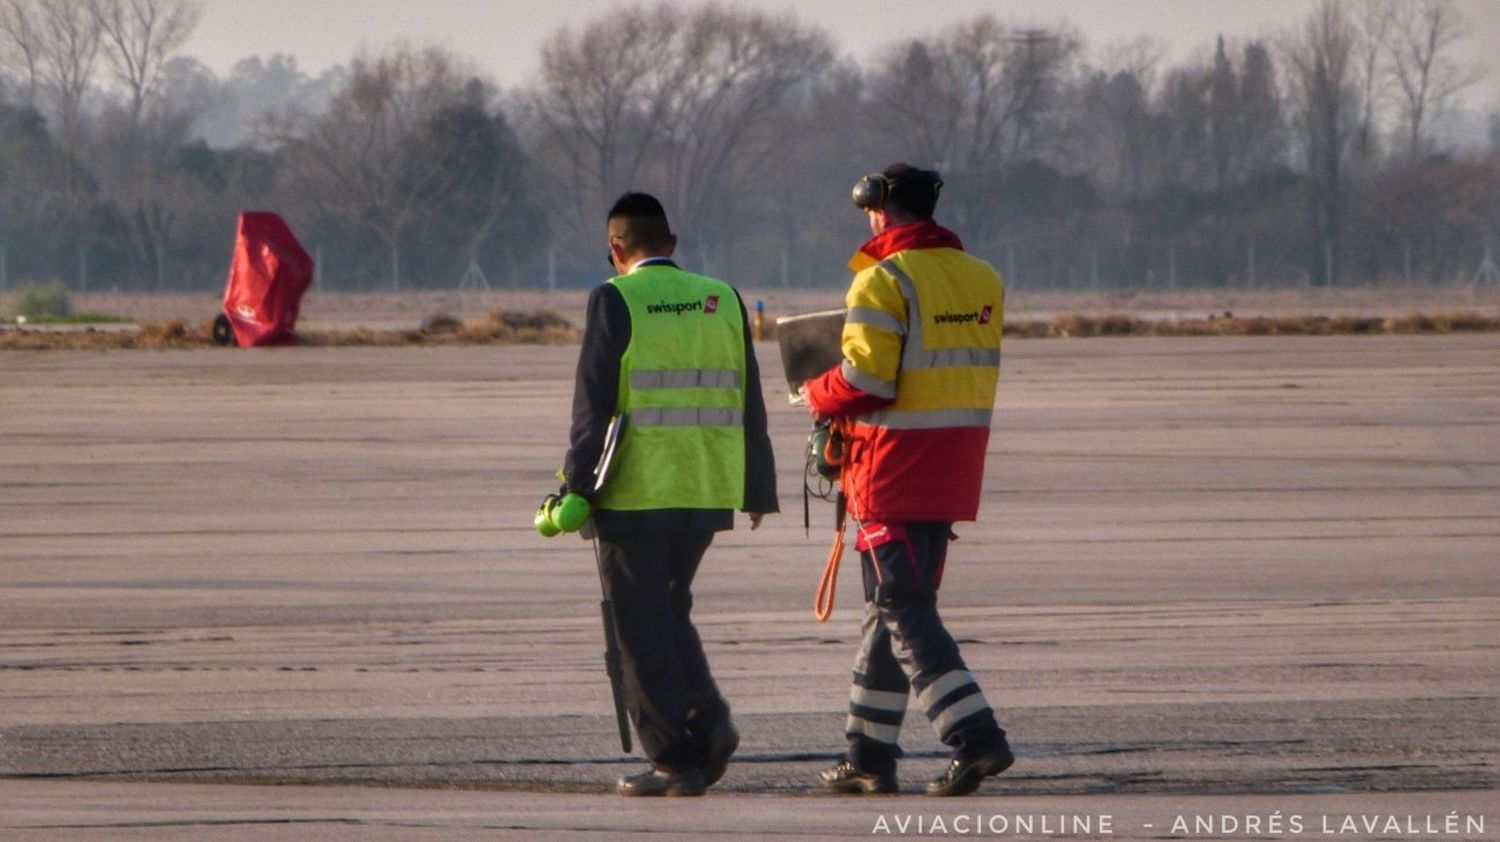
840, 267, 906, 393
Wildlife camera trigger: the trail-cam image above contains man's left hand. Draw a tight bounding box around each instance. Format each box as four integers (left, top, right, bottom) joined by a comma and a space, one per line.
748, 512, 764, 530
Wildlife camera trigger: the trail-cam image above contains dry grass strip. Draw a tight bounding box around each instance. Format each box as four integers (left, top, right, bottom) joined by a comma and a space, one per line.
2, 309, 1496, 351
1000, 311, 1499, 338
0, 310, 581, 351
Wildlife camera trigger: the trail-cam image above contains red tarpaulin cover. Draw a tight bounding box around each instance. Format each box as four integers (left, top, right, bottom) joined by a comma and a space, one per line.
222, 212, 314, 347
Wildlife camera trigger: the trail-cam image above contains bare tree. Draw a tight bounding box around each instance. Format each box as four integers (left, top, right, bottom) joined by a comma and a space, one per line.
525, 3, 831, 264
1155, 63, 1214, 190
0, 0, 43, 107
524, 5, 679, 244
1077, 37, 1165, 197
1209, 36, 1240, 194
1350, 0, 1394, 161
654, 5, 833, 261
0, 0, 101, 144
1281, 0, 1362, 266
864, 16, 1080, 248
276, 42, 476, 290
89, 0, 201, 132
1098, 34, 1167, 97
1385, 0, 1483, 159
33, 0, 100, 150
1237, 41, 1285, 177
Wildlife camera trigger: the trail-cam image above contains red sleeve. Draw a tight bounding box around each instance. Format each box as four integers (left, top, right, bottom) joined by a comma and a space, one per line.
805, 363, 895, 417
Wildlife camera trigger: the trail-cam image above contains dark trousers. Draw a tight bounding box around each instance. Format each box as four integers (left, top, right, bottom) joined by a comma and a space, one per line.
595, 527, 729, 772
845, 521, 1005, 774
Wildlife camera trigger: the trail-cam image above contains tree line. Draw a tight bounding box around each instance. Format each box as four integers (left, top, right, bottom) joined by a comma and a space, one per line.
1, 0, 1496, 295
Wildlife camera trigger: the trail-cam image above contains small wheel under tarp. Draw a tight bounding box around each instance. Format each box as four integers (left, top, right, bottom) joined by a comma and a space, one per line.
211, 314, 235, 346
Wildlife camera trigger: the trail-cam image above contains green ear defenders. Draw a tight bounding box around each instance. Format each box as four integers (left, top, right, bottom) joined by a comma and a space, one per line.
534, 492, 591, 537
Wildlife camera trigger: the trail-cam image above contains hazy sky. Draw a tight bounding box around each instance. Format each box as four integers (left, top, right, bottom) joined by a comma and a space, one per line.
183, 0, 1500, 110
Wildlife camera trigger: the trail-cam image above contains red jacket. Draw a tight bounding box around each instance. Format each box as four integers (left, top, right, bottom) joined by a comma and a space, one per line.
806, 222, 1004, 523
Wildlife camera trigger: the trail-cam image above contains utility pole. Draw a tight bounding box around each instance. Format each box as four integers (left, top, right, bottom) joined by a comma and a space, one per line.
1, 244, 7, 292
1009, 29, 1061, 149
458, 257, 490, 291
1473, 239, 1499, 286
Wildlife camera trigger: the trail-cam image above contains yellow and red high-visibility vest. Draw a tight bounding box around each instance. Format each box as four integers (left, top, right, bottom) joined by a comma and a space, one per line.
806, 222, 1003, 522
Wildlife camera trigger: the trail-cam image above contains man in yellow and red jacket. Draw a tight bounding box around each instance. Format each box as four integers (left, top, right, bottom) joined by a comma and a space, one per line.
804, 163, 1012, 797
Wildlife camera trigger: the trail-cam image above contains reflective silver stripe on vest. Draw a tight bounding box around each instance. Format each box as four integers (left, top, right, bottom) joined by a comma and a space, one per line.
841, 359, 896, 399
860, 407, 993, 430
631, 407, 744, 427
846, 305, 905, 336
877, 259, 926, 371
877, 258, 999, 372
630, 368, 741, 390
906, 346, 1001, 370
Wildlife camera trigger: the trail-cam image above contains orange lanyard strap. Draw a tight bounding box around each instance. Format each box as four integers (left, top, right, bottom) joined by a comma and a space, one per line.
813, 513, 844, 622
813, 418, 853, 622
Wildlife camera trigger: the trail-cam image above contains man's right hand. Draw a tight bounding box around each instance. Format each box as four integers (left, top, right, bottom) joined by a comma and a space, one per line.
798, 386, 826, 422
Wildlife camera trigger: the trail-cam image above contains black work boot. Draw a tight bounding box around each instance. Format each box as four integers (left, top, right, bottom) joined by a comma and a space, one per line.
703, 719, 739, 786
925, 739, 1015, 797
616, 766, 707, 797
819, 759, 898, 794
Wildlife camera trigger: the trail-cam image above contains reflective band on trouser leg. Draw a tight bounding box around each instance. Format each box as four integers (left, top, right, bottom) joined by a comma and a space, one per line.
846, 715, 902, 745
847, 683, 907, 745
849, 672, 907, 731
916, 669, 993, 741
630, 368, 741, 390
630, 407, 744, 427
852, 685, 908, 711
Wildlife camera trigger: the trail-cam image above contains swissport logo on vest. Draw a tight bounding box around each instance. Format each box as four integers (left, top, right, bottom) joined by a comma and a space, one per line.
646, 295, 720, 316
934, 305, 994, 325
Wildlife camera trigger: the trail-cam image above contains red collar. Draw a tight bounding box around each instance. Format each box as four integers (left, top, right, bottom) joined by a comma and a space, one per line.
849, 221, 963, 272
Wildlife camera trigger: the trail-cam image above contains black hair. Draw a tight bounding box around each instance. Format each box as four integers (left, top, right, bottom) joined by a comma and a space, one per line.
607, 191, 673, 249
882, 163, 941, 221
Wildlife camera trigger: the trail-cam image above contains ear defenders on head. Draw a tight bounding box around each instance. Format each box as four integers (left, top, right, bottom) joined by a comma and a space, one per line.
851, 168, 944, 211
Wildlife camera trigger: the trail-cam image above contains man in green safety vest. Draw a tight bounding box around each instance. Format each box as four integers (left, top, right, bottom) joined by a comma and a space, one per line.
562, 192, 778, 796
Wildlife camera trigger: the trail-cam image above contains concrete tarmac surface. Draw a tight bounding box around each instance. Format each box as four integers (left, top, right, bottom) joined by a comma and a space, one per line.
2, 335, 1497, 838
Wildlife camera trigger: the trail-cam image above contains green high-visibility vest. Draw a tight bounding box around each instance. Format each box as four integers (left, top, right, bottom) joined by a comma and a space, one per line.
595, 264, 747, 512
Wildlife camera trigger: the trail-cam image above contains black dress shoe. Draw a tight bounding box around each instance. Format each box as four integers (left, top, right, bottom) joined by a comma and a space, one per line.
925, 741, 1015, 797
818, 759, 898, 794
616, 766, 707, 797
703, 720, 739, 786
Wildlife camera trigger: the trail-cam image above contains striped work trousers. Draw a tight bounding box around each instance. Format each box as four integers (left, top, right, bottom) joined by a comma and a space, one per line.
845, 520, 1006, 774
